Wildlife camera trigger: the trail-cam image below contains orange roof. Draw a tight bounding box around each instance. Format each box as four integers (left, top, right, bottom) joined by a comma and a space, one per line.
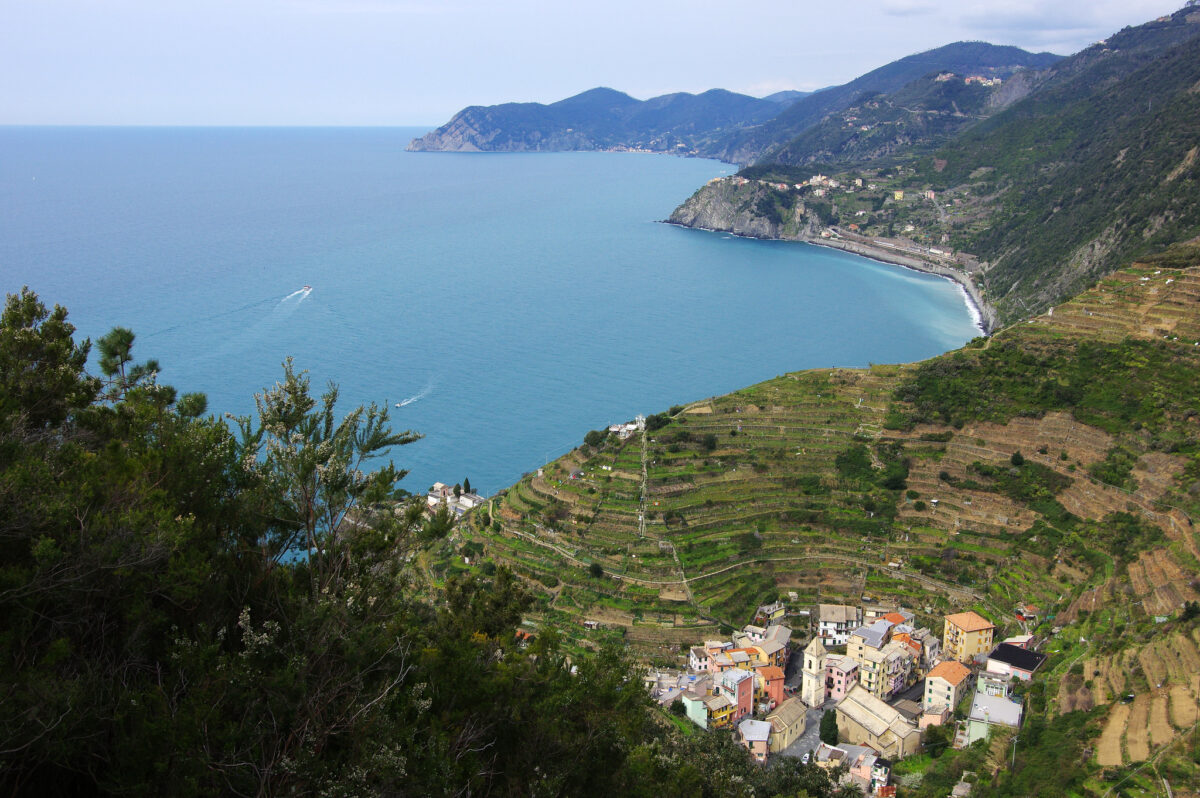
927, 660, 971, 686
883, 612, 907, 625
945, 611, 994, 633
893, 633, 921, 656
758, 665, 785, 680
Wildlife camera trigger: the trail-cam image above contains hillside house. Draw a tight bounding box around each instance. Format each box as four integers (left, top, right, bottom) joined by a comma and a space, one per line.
963, 693, 1022, 746
738, 719, 772, 764
985, 643, 1047, 681
977, 670, 1014, 698
682, 689, 734, 730
923, 660, 972, 715
819, 603, 863, 646
814, 742, 893, 794
756, 601, 787, 624
943, 612, 995, 663
717, 668, 755, 724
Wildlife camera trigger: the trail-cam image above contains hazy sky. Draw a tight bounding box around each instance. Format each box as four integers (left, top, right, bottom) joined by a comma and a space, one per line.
1, 0, 1186, 125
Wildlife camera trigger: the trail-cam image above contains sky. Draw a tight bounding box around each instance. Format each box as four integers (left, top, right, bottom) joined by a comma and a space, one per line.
0, 0, 1187, 125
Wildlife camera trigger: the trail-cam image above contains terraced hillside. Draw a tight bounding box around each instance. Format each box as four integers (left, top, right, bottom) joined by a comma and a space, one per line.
434, 244, 1200, 778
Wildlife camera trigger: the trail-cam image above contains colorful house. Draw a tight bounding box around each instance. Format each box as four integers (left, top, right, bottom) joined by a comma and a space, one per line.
718, 668, 754, 724
738, 719, 772, 764
825, 654, 860, 702
985, 643, 1047, 681
964, 693, 1022, 745
923, 660, 972, 714
755, 665, 786, 710
943, 612, 995, 663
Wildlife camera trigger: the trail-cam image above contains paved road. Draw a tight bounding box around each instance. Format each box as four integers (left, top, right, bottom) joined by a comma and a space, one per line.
778, 702, 835, 761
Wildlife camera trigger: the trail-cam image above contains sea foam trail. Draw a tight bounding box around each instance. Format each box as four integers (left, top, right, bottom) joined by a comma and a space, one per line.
396, 381, 434, 408
143, 295, 278, 339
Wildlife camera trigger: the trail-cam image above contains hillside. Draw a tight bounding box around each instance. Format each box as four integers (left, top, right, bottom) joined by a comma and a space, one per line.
669, 8, 1200, 328
764, 73, 1013, 168
407, 86, 781, 154
449, 240, 1200, 790
710, 42, 1061, 165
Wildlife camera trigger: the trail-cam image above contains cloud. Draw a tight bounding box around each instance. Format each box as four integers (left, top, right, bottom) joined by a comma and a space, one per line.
736, 79, 806, 98
881, 0, 938, 17
954, 0, 1181, 50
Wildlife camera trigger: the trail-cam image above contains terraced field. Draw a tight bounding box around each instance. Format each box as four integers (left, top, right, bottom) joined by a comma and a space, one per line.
451, 245, 1200, 714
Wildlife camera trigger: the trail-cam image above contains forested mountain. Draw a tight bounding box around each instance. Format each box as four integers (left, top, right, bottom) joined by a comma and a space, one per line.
407, 86, 782, 154
709, 41, 1061, 164
910, 13, 1200, 321
761, 73, 1014, 168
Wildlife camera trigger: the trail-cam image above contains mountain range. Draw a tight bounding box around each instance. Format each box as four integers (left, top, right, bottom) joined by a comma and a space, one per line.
409, 42, 1060, 160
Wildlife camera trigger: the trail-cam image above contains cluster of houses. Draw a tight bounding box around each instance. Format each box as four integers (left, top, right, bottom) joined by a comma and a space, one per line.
643, 601, 1046, 794
934, 72, 1004, 87
425, 482, 486, 517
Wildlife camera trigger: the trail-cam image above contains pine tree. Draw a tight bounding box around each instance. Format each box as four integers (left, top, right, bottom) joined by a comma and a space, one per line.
819, 709, 839, 745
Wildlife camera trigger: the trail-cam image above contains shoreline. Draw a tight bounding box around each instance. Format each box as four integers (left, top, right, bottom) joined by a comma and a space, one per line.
808, 236, 992, 335
662, 220, 994, 335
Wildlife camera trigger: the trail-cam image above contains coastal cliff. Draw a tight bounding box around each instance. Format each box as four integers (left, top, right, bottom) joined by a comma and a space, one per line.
669, 179, 996, 331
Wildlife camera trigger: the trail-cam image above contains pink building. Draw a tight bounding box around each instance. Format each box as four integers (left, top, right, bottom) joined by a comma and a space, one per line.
825, 654, 860, 702
757, 665, 786, 709
719, 668, 754, 723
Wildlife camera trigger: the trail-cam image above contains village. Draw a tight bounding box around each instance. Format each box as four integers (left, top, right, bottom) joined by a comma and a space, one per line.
641, 599, 1045, 797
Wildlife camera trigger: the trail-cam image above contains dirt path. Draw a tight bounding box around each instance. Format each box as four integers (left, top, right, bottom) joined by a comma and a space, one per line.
1096, 702, 1130, 767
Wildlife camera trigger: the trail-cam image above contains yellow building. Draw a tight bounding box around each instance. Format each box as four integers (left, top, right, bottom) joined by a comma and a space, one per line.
943, 612, 995, 663
766, 697, 808, 752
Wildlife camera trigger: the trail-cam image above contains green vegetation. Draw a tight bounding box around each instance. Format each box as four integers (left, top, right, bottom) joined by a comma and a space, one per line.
819, 710, 839, 745
894, 337, 1200, 442
0, 290, 862, 797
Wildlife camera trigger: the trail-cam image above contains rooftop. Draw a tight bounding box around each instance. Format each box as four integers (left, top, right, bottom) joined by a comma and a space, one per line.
767, 696, 808, 729
927, 660, 972, 686
969, 693, 1023, 727
838, 685, 916, 739
738, 718, 773, 743
946, 611, 995, 633
988, 643, 1048, 672
852, 619, 894, 649
819, 603, 860, 623
759, 665, 785, 681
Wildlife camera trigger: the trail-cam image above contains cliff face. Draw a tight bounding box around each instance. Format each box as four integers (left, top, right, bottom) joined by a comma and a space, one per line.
668, 180, 813, 240
408, 106, 614, 153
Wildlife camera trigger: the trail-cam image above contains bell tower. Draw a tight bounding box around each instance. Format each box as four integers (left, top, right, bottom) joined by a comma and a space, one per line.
801, 636, 828, 708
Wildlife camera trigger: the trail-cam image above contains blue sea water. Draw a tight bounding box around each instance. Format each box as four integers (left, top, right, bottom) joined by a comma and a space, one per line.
0, 126, 979, 496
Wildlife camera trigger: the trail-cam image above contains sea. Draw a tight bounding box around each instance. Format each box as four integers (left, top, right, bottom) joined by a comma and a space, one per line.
0, 126, 980, 496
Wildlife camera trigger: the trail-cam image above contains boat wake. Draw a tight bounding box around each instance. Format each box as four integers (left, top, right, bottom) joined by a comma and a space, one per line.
395, 381, 434, 408
281, 285, 313, 303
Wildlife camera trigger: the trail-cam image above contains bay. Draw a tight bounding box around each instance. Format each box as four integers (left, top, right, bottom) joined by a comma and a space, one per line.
0, 126, 979, 496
